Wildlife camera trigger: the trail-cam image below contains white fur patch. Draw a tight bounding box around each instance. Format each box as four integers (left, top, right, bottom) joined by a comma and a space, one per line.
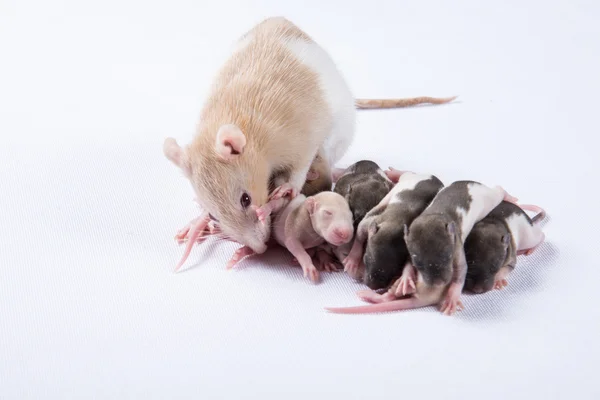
388, 173, 433, 205
284, 38, 356, 165
459, 183, 505, 241
505, 213, 544, 251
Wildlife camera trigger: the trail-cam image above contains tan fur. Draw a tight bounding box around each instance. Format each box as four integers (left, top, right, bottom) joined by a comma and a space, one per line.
185, 17, 331, 248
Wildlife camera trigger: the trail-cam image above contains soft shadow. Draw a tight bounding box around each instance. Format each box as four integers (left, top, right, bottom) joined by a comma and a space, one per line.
457, 241, 560, 323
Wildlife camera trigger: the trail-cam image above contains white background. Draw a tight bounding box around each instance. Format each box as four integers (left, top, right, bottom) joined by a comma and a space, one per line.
1, 0, 599, 398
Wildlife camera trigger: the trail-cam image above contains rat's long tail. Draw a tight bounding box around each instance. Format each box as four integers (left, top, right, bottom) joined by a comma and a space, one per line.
354, 96, 458, 109
519, 204, 547, 224
325, 296, 427, 314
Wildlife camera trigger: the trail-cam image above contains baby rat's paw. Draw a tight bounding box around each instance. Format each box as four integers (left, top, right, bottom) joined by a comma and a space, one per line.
440, 290, 465, 316
396, 275, 416, 297
494, 278, 508, 290
302, 262, 320, 282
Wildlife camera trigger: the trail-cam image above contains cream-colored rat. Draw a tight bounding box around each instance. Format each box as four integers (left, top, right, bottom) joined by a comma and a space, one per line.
164, 17, 457, 271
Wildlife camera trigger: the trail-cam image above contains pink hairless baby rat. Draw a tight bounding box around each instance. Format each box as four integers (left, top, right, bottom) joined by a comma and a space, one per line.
163, 17, 457, 271
228, 191, 354, 282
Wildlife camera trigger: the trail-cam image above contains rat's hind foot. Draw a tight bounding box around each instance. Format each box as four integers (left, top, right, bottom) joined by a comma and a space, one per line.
357, 289, 396, 304
385, 167, 410, 183
226, 245, 255, 270
315, 248, 341, 272
440, 285, 465, 316
395, 262, 417, 297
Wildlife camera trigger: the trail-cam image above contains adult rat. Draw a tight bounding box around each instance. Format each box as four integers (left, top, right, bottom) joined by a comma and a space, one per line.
164, 17, 457, 270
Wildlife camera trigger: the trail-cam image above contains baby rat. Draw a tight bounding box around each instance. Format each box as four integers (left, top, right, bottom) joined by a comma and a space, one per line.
463, 202, 546, 293
326, 181, 517, 315
342, 171, 444, 289
252, 191, 354, 282
333, 160, 395, 230
164, 17, 457, 270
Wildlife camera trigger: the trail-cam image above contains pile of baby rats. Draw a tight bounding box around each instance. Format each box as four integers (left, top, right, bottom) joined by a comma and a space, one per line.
170, 159, 546, 316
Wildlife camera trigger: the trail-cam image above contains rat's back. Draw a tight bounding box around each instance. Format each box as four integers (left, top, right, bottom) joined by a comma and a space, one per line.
200, 17, 355, 166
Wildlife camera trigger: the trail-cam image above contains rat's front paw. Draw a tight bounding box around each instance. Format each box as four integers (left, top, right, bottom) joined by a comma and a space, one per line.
302, 262, 320, 282
395, 275, 416, 297
440, 289, 464, 316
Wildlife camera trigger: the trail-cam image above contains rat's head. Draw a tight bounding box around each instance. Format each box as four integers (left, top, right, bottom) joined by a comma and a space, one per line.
362, 221, 408, 290
307, 192, 354, 246
345, 179, 392, 231
464, 221, 511, 293
163, 124, 270, 254
404, 216, 457, 287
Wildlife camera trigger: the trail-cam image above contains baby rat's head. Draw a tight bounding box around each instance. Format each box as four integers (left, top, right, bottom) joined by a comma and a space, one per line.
362, 221, 407, 290
163, 124, 270, 254
404, 215, 457, 287
306, 191, 354, 246
464, 220, 511, 293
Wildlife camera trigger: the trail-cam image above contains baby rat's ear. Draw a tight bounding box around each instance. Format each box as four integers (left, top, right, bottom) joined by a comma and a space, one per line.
305, 197, 318, 215
501, 234, 510, 246
215, 124, 246, 160
446, 221, 456, 237
368, 221, 379, 237
163, 138, 191, 176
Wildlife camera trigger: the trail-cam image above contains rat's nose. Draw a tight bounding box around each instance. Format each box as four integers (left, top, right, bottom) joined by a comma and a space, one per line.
471, 285, 485, 294
333, 227, 351, 241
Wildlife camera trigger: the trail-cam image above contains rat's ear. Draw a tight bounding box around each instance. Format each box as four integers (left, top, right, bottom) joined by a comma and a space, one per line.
501, 234, 510, 246
368, 221, 379, 237
163, 137, 191, 176
215, 124, 246, 160
305, 197, 318, 215
446, 221, 456, 237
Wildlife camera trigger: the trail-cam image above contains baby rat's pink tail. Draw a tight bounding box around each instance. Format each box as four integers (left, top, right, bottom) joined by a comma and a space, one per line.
325, 297, 425, 314
519, 204, 546, 224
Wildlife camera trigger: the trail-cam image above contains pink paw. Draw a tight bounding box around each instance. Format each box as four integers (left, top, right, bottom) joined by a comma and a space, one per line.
494, 278, 508, 290
225, 246, 255, 270
255, 206, 270, 225
357, 290, 396, 304
440, 290, 464, 316
302, 263, 320, 282
269, 183, 297, 201
342, 256, 360, 277
395, 275, 416, 297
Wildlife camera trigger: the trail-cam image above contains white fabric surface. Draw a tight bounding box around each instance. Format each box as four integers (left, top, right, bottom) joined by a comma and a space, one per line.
1, 1, 599, 398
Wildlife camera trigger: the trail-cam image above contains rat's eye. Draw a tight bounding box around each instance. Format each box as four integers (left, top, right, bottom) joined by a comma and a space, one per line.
209, 213, 219, 222
323, 210, 332, 216
240, 192, 251, 209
